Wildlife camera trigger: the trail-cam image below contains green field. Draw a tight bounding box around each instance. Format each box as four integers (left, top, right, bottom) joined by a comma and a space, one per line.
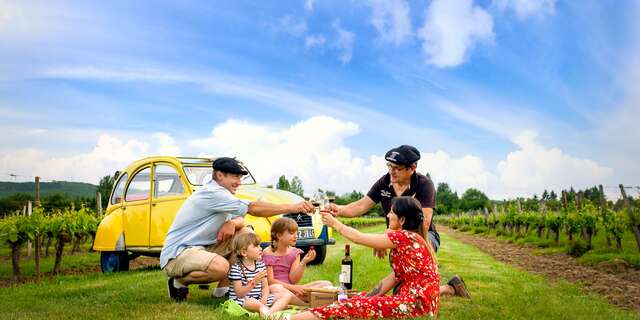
1, 225, 639, 319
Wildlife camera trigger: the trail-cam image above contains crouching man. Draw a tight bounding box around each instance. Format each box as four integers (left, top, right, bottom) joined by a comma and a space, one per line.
160, 157, 314, 301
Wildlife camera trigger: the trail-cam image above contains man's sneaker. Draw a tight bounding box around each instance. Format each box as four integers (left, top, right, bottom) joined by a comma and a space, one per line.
167, 277, 189, 302
447, 275, 471, 299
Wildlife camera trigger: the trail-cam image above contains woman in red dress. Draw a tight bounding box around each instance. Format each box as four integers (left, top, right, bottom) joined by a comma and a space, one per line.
289, 196, 440, 320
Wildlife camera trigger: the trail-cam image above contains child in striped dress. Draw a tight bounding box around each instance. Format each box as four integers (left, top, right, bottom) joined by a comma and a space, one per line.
229, 232, 294, 317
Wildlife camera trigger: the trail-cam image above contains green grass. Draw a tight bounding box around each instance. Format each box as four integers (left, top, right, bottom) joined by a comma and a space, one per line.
1, 225, 638, 319
0, 242, 98, 278
463, 226, 640, 268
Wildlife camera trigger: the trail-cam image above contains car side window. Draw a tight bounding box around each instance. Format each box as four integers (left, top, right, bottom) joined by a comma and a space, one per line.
125, 167, 151, 202
110, 173, 128, 205
154, 163, 185, 198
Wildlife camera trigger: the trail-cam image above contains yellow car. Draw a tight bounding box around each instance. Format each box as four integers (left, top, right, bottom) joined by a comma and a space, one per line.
93, 156, 334, 272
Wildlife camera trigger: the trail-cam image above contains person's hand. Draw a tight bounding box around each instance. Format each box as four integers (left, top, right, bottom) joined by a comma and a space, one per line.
217, 220, 236, 242
325, 203, 339, 217
302, 248, 316, 264
289, 284, 306, 297
321, 211, 339, 228
295, 201, 314, 214
260, 295, 268, 305
373, 248, 387, 259
252, 269, 268, 282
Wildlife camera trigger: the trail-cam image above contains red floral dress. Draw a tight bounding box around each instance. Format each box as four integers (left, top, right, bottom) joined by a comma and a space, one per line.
309, 230, 440, 319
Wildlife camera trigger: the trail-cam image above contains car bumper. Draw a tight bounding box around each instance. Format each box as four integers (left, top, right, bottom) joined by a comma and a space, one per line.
295, 237, 336, 246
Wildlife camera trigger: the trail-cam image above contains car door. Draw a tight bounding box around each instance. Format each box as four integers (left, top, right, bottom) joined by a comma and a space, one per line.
149, 162, 189, 247
123, 166, 151, 247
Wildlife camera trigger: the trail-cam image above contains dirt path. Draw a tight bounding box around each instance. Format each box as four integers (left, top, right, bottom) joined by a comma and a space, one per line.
0, 256, 160, 288
439, 225, 640, 311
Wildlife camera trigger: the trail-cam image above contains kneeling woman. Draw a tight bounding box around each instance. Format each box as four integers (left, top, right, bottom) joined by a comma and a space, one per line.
290, 196, 440, 320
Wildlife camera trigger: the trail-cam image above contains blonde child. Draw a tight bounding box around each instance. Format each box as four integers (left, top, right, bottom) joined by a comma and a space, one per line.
263, 218, 332, 305
228, 232, 294, 317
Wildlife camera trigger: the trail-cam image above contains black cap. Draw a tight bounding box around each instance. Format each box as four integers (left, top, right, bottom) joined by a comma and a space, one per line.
212, 157, 248, 175
385, 145, 420, 165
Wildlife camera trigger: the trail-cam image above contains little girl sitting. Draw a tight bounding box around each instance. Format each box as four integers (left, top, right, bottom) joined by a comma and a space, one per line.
228, 232, 294, 317
262, 217, 332, 305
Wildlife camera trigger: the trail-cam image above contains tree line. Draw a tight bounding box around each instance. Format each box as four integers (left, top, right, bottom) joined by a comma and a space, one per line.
0, 176, 114, 218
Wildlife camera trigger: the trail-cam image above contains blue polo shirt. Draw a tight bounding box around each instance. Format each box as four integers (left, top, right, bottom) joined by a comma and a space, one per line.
160, 179, 250, 269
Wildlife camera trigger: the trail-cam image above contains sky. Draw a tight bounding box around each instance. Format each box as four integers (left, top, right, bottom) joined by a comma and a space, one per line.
1, 0, 639, 200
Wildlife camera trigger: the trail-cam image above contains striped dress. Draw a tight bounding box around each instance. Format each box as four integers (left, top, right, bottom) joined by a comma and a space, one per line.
228, 260, 275, 307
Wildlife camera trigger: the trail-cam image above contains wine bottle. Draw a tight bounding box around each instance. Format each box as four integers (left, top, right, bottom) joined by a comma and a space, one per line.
340, 244, 353, 289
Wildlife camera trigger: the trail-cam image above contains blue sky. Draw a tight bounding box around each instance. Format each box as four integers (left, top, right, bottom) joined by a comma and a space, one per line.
1, 0, 639, 200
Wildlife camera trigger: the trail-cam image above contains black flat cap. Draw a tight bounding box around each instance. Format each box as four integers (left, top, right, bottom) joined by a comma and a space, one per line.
385, 145, 421, 165
212, 157, 248, 175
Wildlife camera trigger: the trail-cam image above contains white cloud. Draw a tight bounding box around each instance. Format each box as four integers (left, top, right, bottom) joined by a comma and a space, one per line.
275, 15, 308, 37
494, 0, 556, 19
0, 134, 150, 184
0, 117, 616, 200
420, 151, 497, 197
0, 1, 70, 40
332, 20, 355, 64
496, 131, 613, 198
305, 0, 315, 11
188, 118, 614, 200
0, 130, 178, 184
367, 0, 412, 45
190, 116, 380, 194
152, 132, 181, 156
36, 65, 456, 152
432, 99, 513, 139
418, 0, 494, 68
305, 34, 326, 49
593, 48, 640, 186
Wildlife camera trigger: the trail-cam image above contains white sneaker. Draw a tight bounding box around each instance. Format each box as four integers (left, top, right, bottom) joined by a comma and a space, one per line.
212, 287, 229, 298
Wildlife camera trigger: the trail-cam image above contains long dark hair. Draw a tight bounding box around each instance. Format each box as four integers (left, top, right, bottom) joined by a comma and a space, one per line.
391, 196, 436, 262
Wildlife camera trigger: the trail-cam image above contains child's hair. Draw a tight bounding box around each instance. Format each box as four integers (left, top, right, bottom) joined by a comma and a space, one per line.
232, 232, 261, 260
391, 196, 437, 264
270, 217, 298, 249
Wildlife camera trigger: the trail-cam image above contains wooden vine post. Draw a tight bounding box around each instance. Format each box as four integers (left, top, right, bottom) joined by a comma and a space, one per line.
619, 184, 640, 252
598, 184, 611, 247
35, 176, 40, 206
96, 191, 102, 216
27, 201, 32, 257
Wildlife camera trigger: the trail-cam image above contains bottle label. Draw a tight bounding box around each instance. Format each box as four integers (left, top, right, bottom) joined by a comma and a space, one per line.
340, 265, 351, 284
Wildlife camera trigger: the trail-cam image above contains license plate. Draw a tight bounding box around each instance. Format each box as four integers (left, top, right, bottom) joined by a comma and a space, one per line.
297, 227, 315, 239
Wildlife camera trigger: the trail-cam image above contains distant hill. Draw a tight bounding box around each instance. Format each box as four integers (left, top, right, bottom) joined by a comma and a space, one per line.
0, 181, 98, 199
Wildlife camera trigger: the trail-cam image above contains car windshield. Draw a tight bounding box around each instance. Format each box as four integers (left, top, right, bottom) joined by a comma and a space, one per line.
183, 166, 257, 186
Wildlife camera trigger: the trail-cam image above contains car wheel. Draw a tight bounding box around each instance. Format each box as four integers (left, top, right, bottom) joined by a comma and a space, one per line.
302, 245, 327, 265
100, 251, 129, 273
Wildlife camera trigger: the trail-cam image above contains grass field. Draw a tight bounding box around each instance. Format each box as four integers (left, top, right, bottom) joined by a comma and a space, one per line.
0, 243, 98, 278
1, 225, 639, 319
456, 224, 640, 268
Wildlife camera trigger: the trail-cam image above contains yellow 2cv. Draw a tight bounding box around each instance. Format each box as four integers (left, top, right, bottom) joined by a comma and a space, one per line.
93, 156, 334, 272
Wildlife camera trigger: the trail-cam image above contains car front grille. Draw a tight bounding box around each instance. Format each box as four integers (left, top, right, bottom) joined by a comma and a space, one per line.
284, 213, 313, 228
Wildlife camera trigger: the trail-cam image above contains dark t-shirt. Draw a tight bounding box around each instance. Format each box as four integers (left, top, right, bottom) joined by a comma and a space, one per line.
366, 172, 439, 243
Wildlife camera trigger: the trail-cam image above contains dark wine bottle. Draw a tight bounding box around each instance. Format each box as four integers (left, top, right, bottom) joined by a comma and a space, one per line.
340, 244, 353, 289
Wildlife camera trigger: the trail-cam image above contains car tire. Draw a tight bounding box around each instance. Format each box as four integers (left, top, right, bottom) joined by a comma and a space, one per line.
100, 251, 129, 273
302, 244, 327, 265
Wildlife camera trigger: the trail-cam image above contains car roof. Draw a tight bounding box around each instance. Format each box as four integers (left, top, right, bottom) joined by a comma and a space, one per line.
120, 156, 213, 174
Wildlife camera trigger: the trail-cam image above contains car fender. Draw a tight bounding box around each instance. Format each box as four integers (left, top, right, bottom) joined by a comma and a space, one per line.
93, 211, 126, 251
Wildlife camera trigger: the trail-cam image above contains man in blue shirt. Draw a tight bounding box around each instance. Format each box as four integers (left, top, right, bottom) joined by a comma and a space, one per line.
161, 157, 313, 301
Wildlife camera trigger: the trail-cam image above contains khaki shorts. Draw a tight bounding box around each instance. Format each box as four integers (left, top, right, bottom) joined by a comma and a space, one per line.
163, 227, 254, 278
